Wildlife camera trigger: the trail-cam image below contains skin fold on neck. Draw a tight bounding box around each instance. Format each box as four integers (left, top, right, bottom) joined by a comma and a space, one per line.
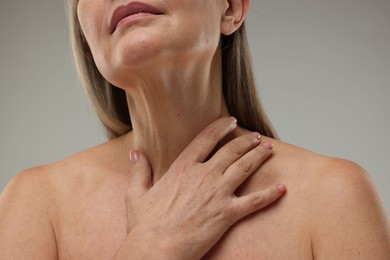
122, 46, 234, 183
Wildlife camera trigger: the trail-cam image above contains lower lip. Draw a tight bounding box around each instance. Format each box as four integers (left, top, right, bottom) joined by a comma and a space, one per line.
115, 13, 158, 31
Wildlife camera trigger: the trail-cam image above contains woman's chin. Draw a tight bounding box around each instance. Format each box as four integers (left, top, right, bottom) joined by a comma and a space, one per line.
96, 35, 219, 87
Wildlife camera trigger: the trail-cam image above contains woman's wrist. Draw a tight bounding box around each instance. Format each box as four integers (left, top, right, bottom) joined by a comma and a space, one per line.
113, 225, 186, 259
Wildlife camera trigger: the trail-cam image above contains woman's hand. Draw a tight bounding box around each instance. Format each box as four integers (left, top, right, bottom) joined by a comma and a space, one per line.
114, 117, 286, 259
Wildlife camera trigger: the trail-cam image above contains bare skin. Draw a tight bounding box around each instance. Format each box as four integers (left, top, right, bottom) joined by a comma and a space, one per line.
1, 0, 389, 258
1, 127, 389, 259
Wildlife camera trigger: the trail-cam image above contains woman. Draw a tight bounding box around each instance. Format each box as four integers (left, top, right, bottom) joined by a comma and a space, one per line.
0, 0, 389, 259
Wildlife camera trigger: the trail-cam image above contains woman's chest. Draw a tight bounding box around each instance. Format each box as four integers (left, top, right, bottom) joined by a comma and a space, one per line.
203, 207, 313, 259
55, 193, 312, 259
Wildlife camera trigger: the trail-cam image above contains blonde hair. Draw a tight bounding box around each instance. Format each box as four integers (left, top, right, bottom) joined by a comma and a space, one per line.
68, 0, 278, 140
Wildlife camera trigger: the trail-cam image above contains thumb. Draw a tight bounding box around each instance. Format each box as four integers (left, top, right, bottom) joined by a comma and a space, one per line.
128, 150, 152, 197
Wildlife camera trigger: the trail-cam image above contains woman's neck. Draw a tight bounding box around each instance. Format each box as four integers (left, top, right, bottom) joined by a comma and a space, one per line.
123, 52, 231, 183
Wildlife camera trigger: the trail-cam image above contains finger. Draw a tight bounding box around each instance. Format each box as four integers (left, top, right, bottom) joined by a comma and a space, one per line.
127, 150, 152, 199
222, 142, 273, 192
207, 132, 262, 173
179, 117, 238, 163
232, 184, 286, 222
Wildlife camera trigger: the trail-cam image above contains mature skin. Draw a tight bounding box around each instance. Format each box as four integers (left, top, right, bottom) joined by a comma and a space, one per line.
1, 0, 389, 259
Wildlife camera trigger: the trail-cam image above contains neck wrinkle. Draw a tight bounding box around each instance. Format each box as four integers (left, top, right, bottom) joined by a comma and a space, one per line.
123, 50, 231, 183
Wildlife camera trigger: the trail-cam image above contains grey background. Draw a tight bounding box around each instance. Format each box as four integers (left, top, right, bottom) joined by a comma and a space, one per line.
1, 0, 389, 217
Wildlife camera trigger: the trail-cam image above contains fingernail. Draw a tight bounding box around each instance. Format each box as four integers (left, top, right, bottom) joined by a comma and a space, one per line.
230, 116, 237, 125
263, 142, 273, 150
278, 184, 287, 192
130, 150, 140, 161
252, 132, 261, 141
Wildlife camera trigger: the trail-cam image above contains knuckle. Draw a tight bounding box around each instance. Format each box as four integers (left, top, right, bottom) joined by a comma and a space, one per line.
221, 203, 237, 222
132, 164, 149, 174
236, 160, 251, 173
251, 194, 264, 206
199, 127, 220, 142
173, 161, 193, 175
227, 142, 244, 156
255, 144, 271, 157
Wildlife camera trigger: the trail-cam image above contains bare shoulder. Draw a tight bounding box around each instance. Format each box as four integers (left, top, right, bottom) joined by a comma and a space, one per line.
308, 157, 390, 258
0, 135, 130, 258
0, 166, 56, 218
309, 155, 382, 206
0, 164, 58, 219
1, 164, 55, 198
266, 138, 390, 259
2, 135, 126, 195
0, 165, 58, 258
262, 137, 384, 194
0, 137, 116, 216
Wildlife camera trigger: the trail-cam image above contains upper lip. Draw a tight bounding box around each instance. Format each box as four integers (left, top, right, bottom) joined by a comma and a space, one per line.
110, 1, 163, 34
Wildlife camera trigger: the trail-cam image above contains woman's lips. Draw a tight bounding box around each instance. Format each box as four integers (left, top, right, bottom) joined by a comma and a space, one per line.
110, 1, 163, 34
